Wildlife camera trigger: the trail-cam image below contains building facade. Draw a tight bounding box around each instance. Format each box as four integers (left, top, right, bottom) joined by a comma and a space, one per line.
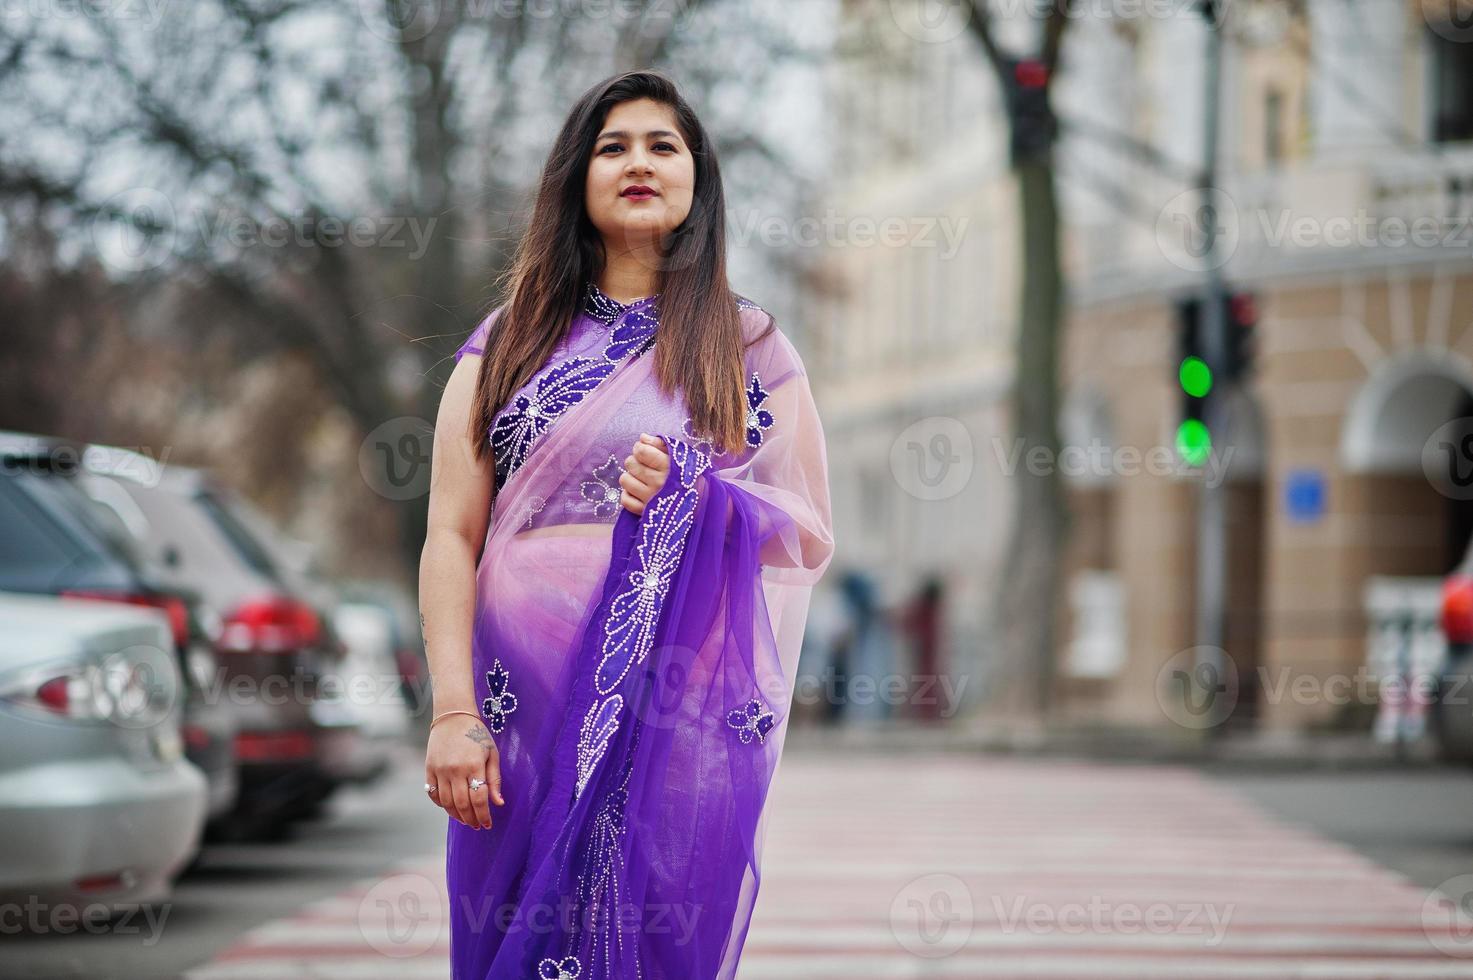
808, 0, 1473, 731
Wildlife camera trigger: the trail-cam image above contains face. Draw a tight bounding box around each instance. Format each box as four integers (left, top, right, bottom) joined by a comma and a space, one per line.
584, 97, 695, 248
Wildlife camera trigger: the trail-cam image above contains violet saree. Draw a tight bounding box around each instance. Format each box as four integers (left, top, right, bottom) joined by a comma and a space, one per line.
444, 282, 834, 980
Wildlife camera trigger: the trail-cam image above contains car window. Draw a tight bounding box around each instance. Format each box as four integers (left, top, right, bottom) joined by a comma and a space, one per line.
193, 489, 282, 579
0, 472, 114, 592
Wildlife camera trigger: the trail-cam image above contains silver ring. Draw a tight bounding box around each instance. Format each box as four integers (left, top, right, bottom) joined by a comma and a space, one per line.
468, 777, 486, 791
425, 783, 437, 794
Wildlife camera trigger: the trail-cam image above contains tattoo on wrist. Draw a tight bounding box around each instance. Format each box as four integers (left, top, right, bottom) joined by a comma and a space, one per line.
465, 726, 494, 749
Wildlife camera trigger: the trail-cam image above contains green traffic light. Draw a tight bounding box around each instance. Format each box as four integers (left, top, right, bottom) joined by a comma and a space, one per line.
1176, 419, 1212, 467
1179, 356, 1213, 398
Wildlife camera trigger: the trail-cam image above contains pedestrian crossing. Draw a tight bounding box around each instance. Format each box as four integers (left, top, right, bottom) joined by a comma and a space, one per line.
184, 753, 1473, 978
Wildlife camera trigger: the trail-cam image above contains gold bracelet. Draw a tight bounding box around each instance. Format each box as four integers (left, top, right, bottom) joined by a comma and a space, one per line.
430, 709, 486, 731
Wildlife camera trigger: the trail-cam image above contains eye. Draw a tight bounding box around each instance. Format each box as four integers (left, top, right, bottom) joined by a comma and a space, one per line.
654, 141, 677, 152
598, 142, 623, 154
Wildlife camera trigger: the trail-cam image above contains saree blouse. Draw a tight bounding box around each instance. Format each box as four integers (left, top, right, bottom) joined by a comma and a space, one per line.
454, 281, 809, 544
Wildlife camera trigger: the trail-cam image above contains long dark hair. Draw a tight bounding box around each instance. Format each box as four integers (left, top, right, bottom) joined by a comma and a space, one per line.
469, 69, 769, 473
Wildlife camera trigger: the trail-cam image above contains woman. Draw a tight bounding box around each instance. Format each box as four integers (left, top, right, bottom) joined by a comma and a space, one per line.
420, 70, 834, 980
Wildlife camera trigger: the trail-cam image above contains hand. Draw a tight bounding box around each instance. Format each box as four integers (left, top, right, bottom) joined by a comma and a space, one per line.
425, 714, 505, 830
619, 433, 670, 517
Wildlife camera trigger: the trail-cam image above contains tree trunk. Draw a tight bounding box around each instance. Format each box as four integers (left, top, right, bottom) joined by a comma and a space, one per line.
991, 156, 1068, 719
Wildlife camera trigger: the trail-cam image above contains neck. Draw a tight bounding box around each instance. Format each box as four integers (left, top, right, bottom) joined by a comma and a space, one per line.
597, 238, 662, 303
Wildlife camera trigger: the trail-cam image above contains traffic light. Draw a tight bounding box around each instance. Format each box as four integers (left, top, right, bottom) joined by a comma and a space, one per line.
1174, 290, 1258, 467
1223, 291, 1258, 383
1006, 58, 1056, 164
1175, 296, 1213, 467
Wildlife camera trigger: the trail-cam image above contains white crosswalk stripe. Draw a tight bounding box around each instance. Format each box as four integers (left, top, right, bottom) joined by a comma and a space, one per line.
184, 752, 1473, 978
741, 755, 1473, 978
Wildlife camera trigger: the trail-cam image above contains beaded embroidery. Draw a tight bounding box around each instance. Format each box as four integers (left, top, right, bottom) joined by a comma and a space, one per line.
537, 956, 581, 980
573, 434, 711, 800
577, 454, 625, 520
480, 659, 518, 734
726, 696, 776, 745
486, 287, 660, 494
583, 281, 658, 327
745, 371, 775, 448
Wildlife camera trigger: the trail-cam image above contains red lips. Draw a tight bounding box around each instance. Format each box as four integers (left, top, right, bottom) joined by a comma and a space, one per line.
621, 185, 658, 198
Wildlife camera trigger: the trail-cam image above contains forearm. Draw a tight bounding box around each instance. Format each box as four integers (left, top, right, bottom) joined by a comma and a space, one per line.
418, 527, 482, 715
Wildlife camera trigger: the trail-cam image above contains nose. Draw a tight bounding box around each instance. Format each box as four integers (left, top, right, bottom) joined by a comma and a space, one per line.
626, 146, 654, 176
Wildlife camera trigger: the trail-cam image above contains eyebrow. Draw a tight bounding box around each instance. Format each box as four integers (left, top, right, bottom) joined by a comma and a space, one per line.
596, 129, 682, 142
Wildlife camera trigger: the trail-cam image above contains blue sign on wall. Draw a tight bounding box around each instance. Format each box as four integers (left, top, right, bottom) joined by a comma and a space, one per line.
1285, 469, 1328, 524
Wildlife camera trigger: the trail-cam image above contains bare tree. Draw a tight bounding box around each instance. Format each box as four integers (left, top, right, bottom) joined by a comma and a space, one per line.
965, 0, 1072, 718
0, 0, 816, 577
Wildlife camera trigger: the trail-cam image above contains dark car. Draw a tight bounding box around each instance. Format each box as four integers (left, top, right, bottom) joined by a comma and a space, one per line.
76, 449, 362, 835
0, 431, 238, 836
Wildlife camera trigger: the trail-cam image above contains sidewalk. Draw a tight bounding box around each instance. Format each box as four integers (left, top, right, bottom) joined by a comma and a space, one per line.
786, 717, 1449, 770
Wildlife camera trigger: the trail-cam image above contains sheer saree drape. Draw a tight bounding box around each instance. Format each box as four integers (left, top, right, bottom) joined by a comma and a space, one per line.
446, 306, 834, 980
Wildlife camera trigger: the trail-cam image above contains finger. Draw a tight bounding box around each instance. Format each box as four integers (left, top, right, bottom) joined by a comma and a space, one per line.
486, 753, 505, 807
434, 772, 455, 818
619, 469, 656, 497
449, 772, 474, 827
639, 433, 667, 451
620, 489, 644, 516
623, 455, 660, 486
468, 773, 492, 829
633, 441, 668, 463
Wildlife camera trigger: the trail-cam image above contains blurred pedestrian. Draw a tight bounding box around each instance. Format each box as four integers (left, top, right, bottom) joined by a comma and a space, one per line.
838, 570, 896, 724
899, 575, 946, 722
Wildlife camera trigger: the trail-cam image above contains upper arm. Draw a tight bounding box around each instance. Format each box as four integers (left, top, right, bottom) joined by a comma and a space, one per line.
427, 354, 494, 552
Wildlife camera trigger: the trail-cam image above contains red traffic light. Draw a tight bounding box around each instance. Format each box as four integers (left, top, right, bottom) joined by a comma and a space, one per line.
1014, 60, 1050, 89
1229, 292, 1257, 327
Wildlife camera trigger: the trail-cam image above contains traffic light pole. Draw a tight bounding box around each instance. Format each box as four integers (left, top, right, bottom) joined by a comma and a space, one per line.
1194, 0, 1229, 730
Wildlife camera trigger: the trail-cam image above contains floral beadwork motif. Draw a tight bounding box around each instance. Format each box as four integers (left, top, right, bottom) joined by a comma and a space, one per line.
744, 372, 775, 448
487, 287, 660, 494
480, 658, 518, 734
490, 356, 610, 490
727, 696, 776, 745
537, 956, 581, 980
577, 454, 625, 519
575, 695, 623, 798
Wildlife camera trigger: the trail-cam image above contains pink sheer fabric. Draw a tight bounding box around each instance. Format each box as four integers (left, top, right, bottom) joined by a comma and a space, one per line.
445, 292, 834, 979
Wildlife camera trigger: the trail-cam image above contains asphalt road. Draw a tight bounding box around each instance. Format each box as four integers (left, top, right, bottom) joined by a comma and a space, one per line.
1213, 765, 1473, 893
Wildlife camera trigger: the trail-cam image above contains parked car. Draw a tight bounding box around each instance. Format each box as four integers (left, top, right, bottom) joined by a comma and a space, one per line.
341, 586, 430, 718
1436, 560, 1473, 761
0, 591, 207, 911
329, 602, 412, 784
0, 431, 237, 830
77, 450, 362, 835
